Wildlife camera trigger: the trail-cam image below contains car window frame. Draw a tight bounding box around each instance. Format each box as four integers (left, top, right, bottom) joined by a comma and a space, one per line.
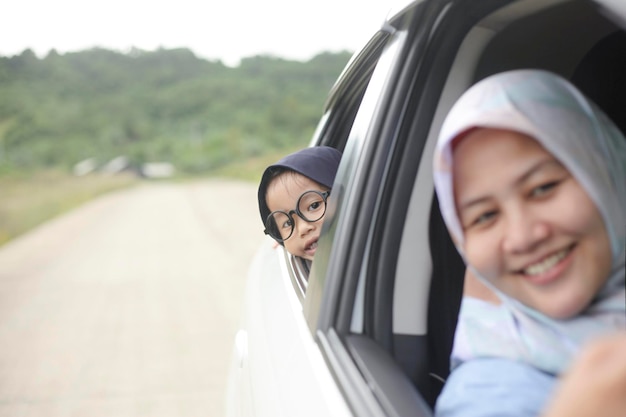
303, 1, 451, 415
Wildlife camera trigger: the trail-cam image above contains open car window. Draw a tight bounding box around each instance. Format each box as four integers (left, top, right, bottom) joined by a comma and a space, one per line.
282, 30, 395, 303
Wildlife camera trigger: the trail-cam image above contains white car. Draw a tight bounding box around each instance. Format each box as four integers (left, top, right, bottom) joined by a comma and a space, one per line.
226, 0, 626, 416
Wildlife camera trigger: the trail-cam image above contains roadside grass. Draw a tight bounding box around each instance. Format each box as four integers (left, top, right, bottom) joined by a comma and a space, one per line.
0, 147, 304, 247
0, 170, 139, 247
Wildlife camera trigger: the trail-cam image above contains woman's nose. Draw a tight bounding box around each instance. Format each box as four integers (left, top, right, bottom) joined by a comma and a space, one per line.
501, 207, 550, 253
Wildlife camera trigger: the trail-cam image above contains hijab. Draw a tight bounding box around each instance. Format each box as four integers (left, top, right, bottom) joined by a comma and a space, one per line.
433, 69, 626, 374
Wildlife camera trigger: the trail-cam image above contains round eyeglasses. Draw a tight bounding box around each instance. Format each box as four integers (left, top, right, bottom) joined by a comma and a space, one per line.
264, 190, 330, 242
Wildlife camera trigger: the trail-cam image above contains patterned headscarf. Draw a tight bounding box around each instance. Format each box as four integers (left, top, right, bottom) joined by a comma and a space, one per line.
433, 69, 626, 374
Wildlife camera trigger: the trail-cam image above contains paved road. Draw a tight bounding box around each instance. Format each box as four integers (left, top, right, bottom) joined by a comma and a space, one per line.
0, 179, 264, 417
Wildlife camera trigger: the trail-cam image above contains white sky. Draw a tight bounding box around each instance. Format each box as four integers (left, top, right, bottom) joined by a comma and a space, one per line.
1, 0, 394, 66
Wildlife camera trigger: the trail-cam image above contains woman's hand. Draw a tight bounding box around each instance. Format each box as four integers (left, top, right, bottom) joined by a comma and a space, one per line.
542, 332, 626, 417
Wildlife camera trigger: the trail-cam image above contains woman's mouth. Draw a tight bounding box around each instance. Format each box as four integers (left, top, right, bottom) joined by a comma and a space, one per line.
518, 244, 575, 283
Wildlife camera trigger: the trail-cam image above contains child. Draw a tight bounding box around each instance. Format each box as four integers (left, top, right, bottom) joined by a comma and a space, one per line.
257, 146, 342, 262
432, 70, 626, 417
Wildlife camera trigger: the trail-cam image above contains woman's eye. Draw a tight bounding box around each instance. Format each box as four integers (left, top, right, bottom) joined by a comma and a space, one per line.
281, 219, 293, 229
472, 210, 497, 227
530, 181, 559, 197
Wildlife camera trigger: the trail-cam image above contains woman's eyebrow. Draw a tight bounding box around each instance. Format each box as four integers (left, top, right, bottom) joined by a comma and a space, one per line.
457, 158, 564, 211
515, 158, 565, 185
458, 195, 490, 212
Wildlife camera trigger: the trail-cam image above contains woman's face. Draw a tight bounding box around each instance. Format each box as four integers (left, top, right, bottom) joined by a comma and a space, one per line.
453, 128, 611, 319
265, 172, 328, 261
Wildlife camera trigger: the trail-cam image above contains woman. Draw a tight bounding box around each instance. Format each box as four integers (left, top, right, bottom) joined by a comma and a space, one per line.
432, 69, 625, 417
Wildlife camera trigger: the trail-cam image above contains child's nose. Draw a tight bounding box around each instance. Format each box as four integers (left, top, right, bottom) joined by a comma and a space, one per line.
294, 216, 314, 236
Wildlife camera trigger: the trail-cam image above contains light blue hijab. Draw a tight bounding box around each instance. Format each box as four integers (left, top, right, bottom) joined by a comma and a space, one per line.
433, 69, 626, 374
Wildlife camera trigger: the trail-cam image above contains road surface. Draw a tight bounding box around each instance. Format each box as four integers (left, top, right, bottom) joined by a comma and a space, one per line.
0, 179, 264, 417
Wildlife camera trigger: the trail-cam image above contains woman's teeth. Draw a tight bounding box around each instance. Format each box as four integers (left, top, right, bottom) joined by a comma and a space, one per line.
307, 241, 318, 251
523, 248, 570, 276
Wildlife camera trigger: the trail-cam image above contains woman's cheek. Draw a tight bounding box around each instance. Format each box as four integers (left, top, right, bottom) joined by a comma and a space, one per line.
464, 234, 501, 283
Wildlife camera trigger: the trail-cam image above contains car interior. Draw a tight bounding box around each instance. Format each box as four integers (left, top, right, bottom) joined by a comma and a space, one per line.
274, 0, 625, 414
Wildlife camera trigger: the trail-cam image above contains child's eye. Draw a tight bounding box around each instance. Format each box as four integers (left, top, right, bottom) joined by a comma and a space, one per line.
308, 201, 322, 211
281, 219, 293, 229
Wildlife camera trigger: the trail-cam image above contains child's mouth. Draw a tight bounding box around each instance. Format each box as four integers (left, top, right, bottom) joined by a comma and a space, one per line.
305, 240, 318, 253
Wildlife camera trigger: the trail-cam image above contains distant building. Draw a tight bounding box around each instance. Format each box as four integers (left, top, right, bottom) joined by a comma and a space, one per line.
73, 158, 97, 176
141, 162, 175, 179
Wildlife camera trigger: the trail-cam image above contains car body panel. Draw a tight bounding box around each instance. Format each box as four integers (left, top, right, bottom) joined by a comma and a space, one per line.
225, 239, 352, 417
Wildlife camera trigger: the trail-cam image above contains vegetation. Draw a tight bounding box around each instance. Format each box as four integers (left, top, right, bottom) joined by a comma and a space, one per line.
0, 47, 352, 175
0, 47, 353, 246
0, 170, 139, 246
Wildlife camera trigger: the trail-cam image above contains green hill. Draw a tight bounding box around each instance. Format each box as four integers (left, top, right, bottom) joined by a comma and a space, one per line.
0, 47, 352, 175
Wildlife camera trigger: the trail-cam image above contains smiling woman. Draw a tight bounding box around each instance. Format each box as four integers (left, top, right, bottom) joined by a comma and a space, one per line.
432, 69, 626, 417
452, 127, 612, 319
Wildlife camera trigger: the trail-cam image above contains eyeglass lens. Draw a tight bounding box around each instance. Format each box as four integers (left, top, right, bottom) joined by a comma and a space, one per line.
266, 190, 328, 241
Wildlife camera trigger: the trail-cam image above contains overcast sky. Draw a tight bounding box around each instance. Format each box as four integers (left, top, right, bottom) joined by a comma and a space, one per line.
1, 0, 395, 66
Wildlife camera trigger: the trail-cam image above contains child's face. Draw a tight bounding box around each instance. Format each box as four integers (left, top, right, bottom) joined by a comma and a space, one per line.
453, 128, 611, 319
266, 172, 328, 261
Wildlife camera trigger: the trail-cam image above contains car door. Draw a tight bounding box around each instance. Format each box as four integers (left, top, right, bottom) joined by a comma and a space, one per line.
306, 0, 626, 416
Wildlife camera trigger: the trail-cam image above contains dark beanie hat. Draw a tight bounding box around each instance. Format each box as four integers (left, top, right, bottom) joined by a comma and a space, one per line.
258, 146, 342, 226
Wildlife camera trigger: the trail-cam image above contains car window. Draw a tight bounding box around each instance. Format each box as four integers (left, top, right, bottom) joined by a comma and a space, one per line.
304, 24, 412, 334
305, 1, 447, 415
280, 30, 394, 304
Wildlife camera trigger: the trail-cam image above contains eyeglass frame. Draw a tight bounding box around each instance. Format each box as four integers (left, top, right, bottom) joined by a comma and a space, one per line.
264, 190, 331, 242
